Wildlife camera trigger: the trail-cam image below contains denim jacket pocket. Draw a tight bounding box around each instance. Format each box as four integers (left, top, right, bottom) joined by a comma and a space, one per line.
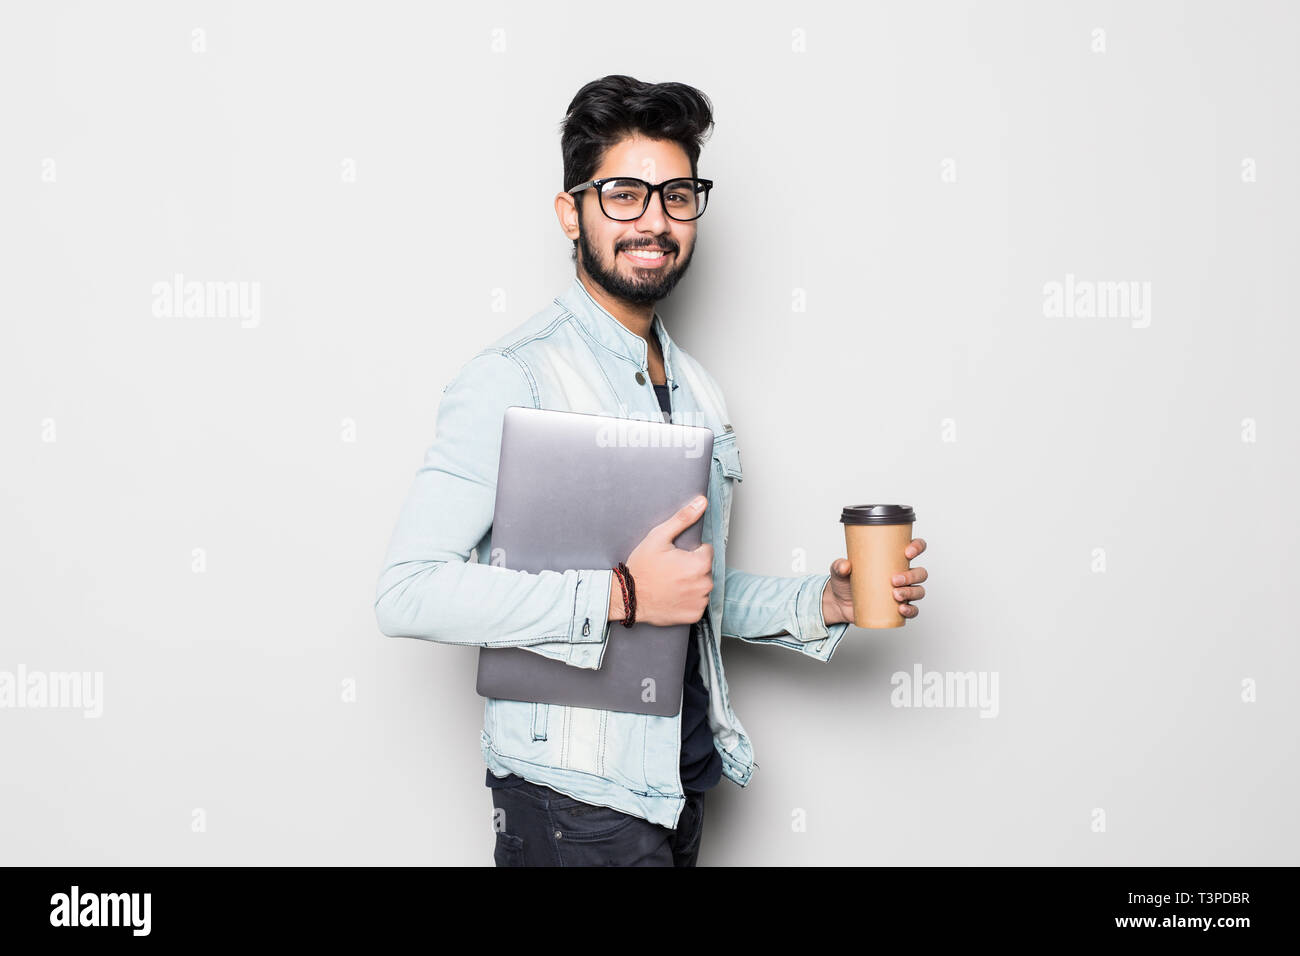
711, 432, 744, 546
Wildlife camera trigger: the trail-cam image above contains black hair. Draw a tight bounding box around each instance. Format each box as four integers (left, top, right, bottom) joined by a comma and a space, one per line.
559, 75, 714, 258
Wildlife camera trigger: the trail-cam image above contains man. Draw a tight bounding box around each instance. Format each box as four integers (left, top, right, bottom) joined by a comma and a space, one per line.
374, 75, 929, 866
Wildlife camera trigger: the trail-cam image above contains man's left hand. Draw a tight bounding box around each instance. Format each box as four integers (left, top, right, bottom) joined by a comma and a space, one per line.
821, 538, 928, 626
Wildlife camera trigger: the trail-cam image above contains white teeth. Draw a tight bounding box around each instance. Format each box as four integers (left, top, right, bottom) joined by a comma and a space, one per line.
627, 250, 665, 259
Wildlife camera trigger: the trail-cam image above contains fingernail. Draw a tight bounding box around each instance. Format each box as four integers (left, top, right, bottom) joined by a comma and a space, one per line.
693, 495, 705, 509
892, 574, 903, 585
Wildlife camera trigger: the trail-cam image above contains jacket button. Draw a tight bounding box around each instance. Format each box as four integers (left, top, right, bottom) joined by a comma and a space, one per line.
554, 830, 563, 839
635, 371, 646, 385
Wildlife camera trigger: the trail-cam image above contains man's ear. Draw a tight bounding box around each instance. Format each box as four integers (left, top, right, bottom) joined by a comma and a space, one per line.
555, 192, 580, 241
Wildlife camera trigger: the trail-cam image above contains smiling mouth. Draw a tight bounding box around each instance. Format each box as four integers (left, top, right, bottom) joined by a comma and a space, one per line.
621, 248, 672, 264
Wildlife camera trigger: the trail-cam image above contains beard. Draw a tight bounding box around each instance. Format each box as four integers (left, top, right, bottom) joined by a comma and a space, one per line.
576, 214, 695, 306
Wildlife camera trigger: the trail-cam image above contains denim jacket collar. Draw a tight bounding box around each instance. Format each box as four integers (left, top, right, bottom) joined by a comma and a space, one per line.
556, 275, 679, 392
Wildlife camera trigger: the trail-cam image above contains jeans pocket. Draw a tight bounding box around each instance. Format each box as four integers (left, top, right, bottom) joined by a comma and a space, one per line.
493, 830, 525, 866
550, 801, 640, 843
682, 792, 706, 846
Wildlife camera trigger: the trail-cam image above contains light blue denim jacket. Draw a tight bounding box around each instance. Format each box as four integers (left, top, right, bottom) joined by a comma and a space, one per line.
374, 275, 850, 829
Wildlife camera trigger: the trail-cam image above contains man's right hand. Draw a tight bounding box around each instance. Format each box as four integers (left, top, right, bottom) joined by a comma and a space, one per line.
608, 495, 713, 626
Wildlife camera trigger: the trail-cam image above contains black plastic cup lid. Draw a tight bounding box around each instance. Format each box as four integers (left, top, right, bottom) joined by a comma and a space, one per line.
840, 504, 915, 525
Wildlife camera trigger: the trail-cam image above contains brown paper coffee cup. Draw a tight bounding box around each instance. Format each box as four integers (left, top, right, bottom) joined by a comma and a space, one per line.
840, 504, 916, 628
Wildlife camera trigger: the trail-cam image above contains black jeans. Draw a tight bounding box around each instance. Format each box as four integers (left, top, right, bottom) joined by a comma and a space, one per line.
490, 779, 706, 867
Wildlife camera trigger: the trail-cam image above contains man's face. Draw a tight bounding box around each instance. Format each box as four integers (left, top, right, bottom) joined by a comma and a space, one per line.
568, 137, 699, 306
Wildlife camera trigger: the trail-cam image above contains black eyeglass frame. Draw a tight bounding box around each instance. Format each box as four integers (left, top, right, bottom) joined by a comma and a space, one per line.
568, 176, 714, 222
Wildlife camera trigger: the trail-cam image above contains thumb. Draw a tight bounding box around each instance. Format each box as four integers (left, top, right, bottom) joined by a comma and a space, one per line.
653, 494, 708, 544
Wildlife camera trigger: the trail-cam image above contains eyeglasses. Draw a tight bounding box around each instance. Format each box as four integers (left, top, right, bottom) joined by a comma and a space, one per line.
568, 176, 712, 222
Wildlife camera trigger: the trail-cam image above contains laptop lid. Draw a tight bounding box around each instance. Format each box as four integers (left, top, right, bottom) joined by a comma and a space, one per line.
476, 405, 714, 717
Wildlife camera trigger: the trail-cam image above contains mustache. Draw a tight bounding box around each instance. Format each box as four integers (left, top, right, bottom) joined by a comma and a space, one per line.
619, 243, 676, 252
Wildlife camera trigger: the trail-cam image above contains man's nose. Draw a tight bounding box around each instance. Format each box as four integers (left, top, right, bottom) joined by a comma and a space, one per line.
635, 188, 670, 227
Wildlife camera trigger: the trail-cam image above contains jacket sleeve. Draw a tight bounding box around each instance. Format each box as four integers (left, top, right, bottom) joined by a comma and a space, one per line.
373, 349, 614, 670
719, 566, 850, 663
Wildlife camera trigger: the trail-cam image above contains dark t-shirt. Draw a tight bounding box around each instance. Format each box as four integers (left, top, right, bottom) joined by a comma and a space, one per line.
486, 379, 724, 795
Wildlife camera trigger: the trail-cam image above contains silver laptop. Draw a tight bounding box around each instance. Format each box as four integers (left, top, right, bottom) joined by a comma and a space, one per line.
475, 405, 714, 717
